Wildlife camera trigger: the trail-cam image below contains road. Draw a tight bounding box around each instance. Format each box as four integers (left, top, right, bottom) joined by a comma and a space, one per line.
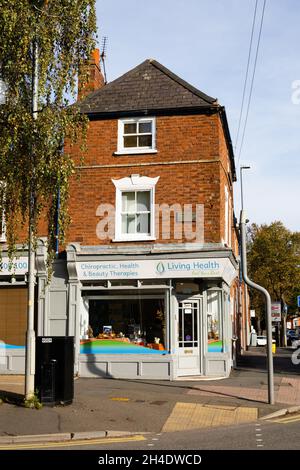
2, 413, 300, 451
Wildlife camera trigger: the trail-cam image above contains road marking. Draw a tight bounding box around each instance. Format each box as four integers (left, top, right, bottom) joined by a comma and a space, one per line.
0, 435, 145, 450
270, 414, 300, 424
110, 397, 130, 402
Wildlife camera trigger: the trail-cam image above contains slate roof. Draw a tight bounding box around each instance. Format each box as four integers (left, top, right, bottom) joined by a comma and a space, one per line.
78, 59, 218, 115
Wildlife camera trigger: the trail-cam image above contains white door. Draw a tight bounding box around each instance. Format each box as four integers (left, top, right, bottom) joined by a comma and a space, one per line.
177, 298, 202, 376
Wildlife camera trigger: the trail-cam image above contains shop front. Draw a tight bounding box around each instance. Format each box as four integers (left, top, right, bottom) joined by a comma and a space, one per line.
68, 247, 238, 380
0, 256, 28, 374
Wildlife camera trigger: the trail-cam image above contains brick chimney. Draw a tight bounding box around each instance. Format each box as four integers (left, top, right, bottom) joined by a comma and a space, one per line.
78, 49, 105, 100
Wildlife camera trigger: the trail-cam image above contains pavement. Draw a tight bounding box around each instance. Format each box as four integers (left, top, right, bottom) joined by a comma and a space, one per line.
0, 347, 299, 445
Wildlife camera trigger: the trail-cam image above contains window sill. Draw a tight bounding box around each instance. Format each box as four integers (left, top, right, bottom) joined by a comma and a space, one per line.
112, 236, 156, 243
114, 149, 158, 156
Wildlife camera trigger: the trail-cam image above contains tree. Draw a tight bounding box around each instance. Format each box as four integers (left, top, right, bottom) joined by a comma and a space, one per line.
247, 221, 300, 327
0, 0, 96, 259
0, 0, 97, 399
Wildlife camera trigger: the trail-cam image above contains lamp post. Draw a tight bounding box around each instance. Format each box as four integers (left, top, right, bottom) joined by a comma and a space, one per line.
240, 166, 251, 349
1, 45, 38, 401
240, 165, 251, 211
25, 39, 38, 400
238, 166, 274, 404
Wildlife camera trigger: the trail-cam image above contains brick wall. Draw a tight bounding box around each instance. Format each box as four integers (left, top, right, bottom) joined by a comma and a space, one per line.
65, 113, 236, 248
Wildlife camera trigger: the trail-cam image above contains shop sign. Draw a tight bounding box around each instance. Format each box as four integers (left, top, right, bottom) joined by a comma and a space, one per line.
76, 257, 237, 284
0, 257, 28, 275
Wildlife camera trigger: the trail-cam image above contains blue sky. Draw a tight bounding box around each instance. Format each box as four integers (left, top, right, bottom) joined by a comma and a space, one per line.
96, 0, 300, 231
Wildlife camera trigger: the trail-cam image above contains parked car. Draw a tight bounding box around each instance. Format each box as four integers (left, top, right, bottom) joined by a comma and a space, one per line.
256, 335, 267, 346
287, 330, 299, 346
291, 338, 300, 349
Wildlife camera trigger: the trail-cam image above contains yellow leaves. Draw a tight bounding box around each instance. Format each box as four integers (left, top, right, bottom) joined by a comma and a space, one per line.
0, 0, 96, 262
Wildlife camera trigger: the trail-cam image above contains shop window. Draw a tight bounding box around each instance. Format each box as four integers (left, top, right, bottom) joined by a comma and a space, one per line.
116, 117, 156, 154
80, 298, 168, 355
112, 175, 159, 241
207, 290, 223, 353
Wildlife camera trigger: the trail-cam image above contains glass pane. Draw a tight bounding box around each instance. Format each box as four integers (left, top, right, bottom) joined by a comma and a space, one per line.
183, 311, 193, 343
122, 214, 136, 234
207, 291, 223, 352
124, 123, 137, 134
124, 135, 138, 148
136, 213, 150, 234
178, 307, 183, 343
122, 192, 135, 212
139, 121, 152, 133
137, 191, 150, 211
138, 135, 152, 147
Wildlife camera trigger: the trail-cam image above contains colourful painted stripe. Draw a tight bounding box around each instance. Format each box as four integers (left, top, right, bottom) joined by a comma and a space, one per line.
80, 339, 167, 355
0, 343, 25, 349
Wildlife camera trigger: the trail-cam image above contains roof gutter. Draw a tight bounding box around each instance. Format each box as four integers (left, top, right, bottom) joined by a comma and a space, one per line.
84, 105, 219, 121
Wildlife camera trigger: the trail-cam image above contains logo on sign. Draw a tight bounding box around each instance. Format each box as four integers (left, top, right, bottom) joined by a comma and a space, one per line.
156, 262, 165, 274
42, 338, 52, 343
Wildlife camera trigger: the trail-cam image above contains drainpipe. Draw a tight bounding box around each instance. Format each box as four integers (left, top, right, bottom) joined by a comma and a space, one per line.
240, 210, 274, 404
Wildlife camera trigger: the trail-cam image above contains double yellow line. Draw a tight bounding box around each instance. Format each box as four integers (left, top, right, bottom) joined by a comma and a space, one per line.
0, 434, 145, 450
270, 414, 300, 425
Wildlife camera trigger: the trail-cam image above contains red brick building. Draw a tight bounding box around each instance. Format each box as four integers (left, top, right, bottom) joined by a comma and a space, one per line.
0, 53, 246, 379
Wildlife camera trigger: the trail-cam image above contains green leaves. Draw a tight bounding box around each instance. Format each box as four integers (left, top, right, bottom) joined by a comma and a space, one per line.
0, 0, 96, 265
247, 222, 300, 316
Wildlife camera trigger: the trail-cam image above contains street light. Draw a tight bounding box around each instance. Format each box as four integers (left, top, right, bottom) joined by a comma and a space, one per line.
238, 166, 275, 404
0, 54, 38, 400
239, 165, 251, 350
240, 165, 251, 211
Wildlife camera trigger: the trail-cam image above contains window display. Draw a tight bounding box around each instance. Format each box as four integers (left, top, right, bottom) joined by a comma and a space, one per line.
207, 290, 223, 352
80, 297, 168, 355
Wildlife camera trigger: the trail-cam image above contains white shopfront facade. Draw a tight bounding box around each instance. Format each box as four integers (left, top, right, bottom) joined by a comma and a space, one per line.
0, 242, 238, 379
68, 247, 238, 380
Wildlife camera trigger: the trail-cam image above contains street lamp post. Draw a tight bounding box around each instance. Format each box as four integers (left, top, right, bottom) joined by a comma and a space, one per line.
240, 165, 251, 211
1, 49, 38, 401
238, 166, 274, 404
240, 166, 251, 349
25, 39, 39, 400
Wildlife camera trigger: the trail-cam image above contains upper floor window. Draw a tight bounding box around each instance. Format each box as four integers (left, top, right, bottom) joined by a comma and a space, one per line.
116, 117, 156, 155
112, 175, 159, 241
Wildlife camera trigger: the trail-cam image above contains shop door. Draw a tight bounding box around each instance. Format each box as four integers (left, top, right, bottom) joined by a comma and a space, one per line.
177, 298, 202, 376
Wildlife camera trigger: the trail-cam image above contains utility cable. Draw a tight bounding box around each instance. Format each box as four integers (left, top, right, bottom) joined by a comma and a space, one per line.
234, 0, 258, 152
237, 0, 267, 167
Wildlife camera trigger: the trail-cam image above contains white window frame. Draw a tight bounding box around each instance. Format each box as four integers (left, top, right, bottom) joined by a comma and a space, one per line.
115, 117, 157, 155
112, 175, 159, 242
